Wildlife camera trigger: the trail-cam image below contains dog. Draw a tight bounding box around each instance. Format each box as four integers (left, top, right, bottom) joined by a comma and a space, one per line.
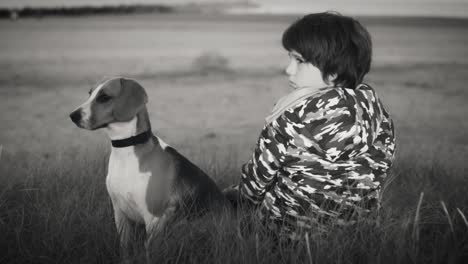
69, 77, 225, 261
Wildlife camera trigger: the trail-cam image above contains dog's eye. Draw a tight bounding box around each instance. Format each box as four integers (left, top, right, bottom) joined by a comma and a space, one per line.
96, 94, 112, 103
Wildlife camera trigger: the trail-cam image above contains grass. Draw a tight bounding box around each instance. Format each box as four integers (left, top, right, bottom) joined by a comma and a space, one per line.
1, 62, 468, 264
1, 64, 468, 264
0, 147, 467, 264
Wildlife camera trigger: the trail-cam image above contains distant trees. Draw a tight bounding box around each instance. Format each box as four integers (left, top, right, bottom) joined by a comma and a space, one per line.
0, 5, 174, 19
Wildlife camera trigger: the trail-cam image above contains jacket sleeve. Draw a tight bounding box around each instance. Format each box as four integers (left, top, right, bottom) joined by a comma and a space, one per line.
239, 121, 290, 205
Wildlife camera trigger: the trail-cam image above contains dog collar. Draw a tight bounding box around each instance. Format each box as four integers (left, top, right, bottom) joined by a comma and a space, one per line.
111, 130, 153, 148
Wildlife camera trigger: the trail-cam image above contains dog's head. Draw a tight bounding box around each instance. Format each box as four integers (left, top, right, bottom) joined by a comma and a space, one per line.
69, 77, 148, 130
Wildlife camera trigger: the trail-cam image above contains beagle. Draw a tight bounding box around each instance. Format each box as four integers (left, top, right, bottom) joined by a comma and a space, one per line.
69, 77, 225, 261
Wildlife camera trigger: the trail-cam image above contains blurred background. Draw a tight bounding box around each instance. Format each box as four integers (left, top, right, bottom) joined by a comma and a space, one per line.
0, 0, 467, 168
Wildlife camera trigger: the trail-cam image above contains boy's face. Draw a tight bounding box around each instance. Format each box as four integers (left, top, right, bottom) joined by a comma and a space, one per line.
285, 50, 331, 90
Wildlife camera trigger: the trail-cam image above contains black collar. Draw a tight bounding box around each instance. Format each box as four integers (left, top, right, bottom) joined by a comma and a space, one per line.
111, 130, 153, 148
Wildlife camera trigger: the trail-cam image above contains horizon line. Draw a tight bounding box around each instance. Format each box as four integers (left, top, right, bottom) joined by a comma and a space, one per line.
1, 3, 467, 21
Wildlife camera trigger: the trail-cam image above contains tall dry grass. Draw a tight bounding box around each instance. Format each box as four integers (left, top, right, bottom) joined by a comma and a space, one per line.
1, 145, 467, 264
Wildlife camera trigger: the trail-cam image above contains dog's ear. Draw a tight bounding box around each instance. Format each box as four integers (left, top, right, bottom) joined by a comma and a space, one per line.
113, 78, 148, 122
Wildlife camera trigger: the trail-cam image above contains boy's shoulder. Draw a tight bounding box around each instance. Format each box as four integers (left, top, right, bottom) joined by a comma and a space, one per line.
284, 87, 347, 120
301, 87, 346, 109
293, 83, 380, 115
353, 83, 381, 103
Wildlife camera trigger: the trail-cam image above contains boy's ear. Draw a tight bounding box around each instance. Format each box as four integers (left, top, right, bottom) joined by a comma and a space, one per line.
327, 74, 338, 86
113, 78, 148, 122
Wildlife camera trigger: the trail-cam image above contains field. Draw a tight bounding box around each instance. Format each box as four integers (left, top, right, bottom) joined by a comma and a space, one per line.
1, 13, 468, 263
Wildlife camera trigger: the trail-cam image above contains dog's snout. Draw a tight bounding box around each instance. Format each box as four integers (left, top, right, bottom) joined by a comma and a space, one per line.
69, 110, 82, 123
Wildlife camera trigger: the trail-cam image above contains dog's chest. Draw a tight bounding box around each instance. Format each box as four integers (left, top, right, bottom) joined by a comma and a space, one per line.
106, 152, 152, 223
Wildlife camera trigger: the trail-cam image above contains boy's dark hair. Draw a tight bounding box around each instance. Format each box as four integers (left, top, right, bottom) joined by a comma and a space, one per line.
282, 12, 372, 89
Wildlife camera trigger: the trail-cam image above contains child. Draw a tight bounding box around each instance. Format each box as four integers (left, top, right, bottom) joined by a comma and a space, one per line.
226, 12, 396, 239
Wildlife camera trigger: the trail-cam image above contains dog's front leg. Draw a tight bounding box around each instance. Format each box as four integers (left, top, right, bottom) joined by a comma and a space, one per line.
114, 208, 137, 264
145, 205, 177, 263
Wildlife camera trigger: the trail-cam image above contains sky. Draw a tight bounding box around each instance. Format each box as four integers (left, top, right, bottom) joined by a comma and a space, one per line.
249, 0, 468, 18
1, 0, 467, 18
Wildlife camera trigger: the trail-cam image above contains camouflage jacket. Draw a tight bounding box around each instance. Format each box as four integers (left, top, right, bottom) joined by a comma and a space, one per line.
239, 84, 396, 237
